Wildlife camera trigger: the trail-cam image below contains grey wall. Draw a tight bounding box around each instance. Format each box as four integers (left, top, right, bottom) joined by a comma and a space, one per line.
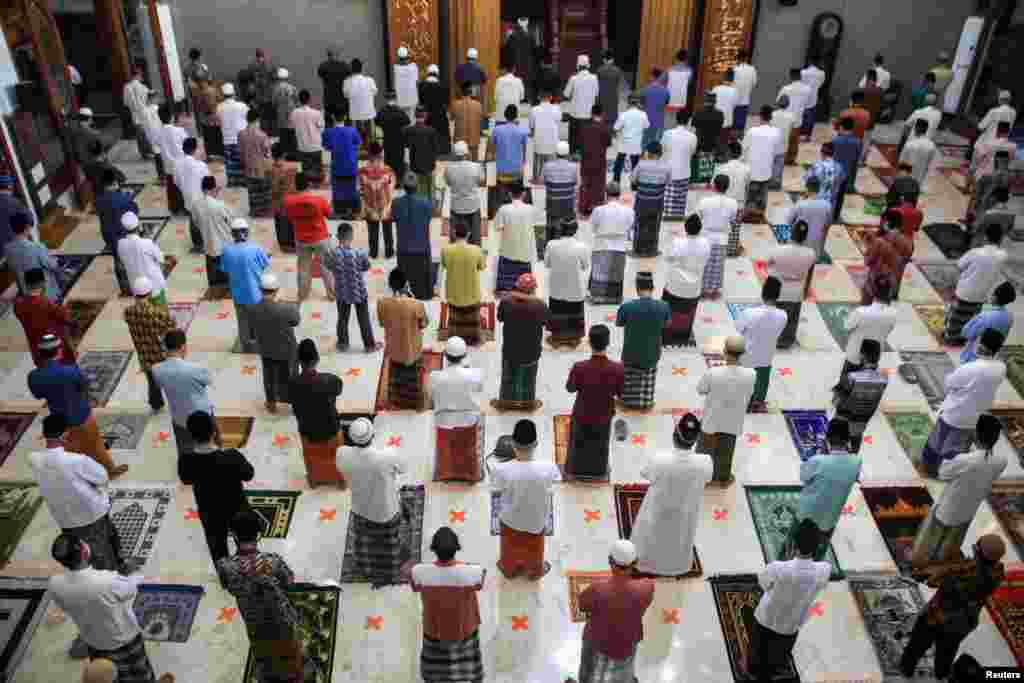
750, 0, 977, 118
166, 0, 387, 107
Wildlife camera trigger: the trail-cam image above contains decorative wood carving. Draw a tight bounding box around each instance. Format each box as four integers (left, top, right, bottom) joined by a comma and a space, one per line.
697, 0, 754, 96
637, 0, 696, 97
446, 0, 500, 109
388, 0, 438, 73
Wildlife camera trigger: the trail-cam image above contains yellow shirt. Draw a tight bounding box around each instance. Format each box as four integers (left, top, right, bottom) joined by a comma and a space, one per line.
441, 241, 486, 307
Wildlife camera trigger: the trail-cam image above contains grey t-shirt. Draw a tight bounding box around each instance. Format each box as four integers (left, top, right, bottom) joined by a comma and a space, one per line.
444, 160, 483, 215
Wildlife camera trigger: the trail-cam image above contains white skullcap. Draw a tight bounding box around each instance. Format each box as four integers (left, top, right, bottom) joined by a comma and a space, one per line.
260, 273, 280, 291
610, 539, 637, 566
38, 333, 61, 350
348, 418, 374, 445
999, 90, 1012, 102
131, 276, 153, 296
78, 107, 93, 118
556, 141, 570, 157
453, 140, 469, 156
467, 48, 478, 59
230, 217, 249, 231
577, 55, 590, 67
121, 212, 140, 231
427, 64, 440, 75
445, 336, 467, 358
925, 93, 937, 104
277, 68, 289, 79
221, 82, 235, 96
397, 46, 409, 58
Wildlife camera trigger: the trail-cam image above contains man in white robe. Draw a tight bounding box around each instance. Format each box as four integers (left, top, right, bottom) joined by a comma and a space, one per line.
898, 119, 937, 191
563, 55, 599, 155
393, 47, 419, 122
429, 337, 484, 482
977, 90, 1017, 145
698, 335, 756, 485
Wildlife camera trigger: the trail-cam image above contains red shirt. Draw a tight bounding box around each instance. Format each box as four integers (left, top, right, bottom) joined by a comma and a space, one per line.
568, 354, 626, 424
890, 202, 924, 240
283, 192, 330, 244
579, 575, 654, 659
13, 293, 75, 368
835, 107, 871, 140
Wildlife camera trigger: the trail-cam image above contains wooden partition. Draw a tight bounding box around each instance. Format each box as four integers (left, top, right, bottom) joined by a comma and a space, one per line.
387, 0, 440, 76
696, 0, 755, 97
637, 0, 697, 94
447, 0, 501, 109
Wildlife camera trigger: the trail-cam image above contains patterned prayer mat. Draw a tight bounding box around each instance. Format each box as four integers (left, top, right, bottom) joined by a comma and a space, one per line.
883, 411, 935, 472
96, 413, 150, 451
611, 484, 702, 578
490, 490, 553, 536
0, 579, 51, 677
849, 574, 934, 678
242, 583, 340, 683
874, 143, 900, 168
0, 483, 43, 568
992, 409, 1024, 467
68, 300, 105, 348
987, 569, 1024, 667
861, 485, 934, 573
923, 223, 968, 260
913, 304, 948, 345
433, 421, 486, 483
110, 487, 172, 564
340, 484, 424, 585
988, 482, 1024, 560
133, 584, 205, 643
216, 416, 255, 449
78, 350, 133, 407
745, 486, 843, 581
817, 302, 893, 352
374, 351, 444, 412
436, 302, 496, 344
1002, 347, 1024, 406
939, 167, 970, 194
567, 570, 611, 623
244, 490, 301, 539
168, 302, 198, 332
846, 225, 876, 255
55, 254, 95, 302
0, 413, 34, 469
915, 263, 959, 303
710, 573, 801, 682
782, 410, 828, 461
898, 351, 955, 410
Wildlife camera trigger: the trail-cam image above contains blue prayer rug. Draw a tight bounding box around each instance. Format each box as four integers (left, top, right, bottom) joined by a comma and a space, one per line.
783, 410, 829, 461
133, 584, 204, 642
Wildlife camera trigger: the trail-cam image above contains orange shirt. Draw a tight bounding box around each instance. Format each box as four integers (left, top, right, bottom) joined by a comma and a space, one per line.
283, 192, 330, 244
835, 107, 871, 140
411, 561, 484, 641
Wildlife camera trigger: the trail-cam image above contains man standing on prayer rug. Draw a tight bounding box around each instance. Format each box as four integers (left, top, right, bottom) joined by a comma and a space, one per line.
588, 182, 632, 304
944, 223, 1008, 345
905, 93, 943, 145
863, 213, 912, 304
289, 338, 347, 487
496, 273, 547, 409
318, 49, 349, 115
667, 50, 693, 111
378, 269, 430, 409
861, 71, 883, 160
899, 119, 937, 192
411, 527, 486, 682
693, 92, 725, 168
565, 324, 624, 480
190, 176, 234, 287
495, 63, 525, 126
574, 540, 654, 683
268, 144, 299, 249
630, 142, 671, 257
612, 95, 649, 185
118, 212, 169, 305
153, 329, 216, 457
711, 69, 739, 142
778, 69, 812, 162
247, 273, 301, 412
405, 107, 441, 204
217, 83, 249, 188
921, 329, 1006, 477
494, 182, 537, 295
914, 415, 1006, 567
290, 90, 325, 186
662, 215, 709, 347
444, 141, 485, 247
343, 59, 378, 144
322, 111, 362, 219
736, 277, 787, 412
221, 219, 270, 353
832, 339, 887, 453
0, 174, 32, 251
5, 214, 59, 300
490, 105, 529, 206
977, 90, 1017, 145
377, 90, 412, 180
733, 52, 758, 133
123, 277, 173, 412
15, 269, 75, 367
545, 218, 589, 347
717, 143, 752, 250
455, 48, 488, 101
542, 142, 578, 243
696, 174, 739, 297
420, 65, 451, 157
840, 278, 898, 379
327, 223, 380, 352
392, 172, 435, 301
271, 69, 299, 155
393, 46, 419, 122
492, 419, 560, 579
616, 272, 671, 411
597, 50, 624, 129
697, 335, 755, 485
283, 172, 336, 302
430, 337, 484, 482
529, 90, 561, 186
439, 223, 486, 345
900, 534, 1006, 680
800, 60, 827, 138
122, 66, 152, 160
766, 222, 815, 349
971, 183, 1015, 249
451, 84, 483, 164
961, 281, 1015, 363
660, 109, 698, 222
803, 142, 845, 217
641, 69, 671, 150
887, 162, 922, 210
769, 96, 796, 188
155, 105, 188, 214
971, 121, 1017, 187
238, 110, 272, 218
564, 55, 599, 155
631, 414, 712, 576
219, 510, 305, 681
743, 106, 782, 221
177, 138, 211, 251
831, 117, 863, 222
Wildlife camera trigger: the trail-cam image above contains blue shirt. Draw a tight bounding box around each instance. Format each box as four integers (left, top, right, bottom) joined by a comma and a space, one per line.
94, 190, 139, 252
0, 193, 31, 251
798, 450, 862, 532
322, 125, 362, 177
4, 238, 60, 299
803, 158, 846, 204
831, 134, 862, 188
329, 244, 370, 304
151, 357, 213, 427
492, 122, 528, 175
961, 307, 1013, 363
28, 360, 91, 426
391, 194, 432, 254
221, 241, 270, 305
642, 82, 671, 131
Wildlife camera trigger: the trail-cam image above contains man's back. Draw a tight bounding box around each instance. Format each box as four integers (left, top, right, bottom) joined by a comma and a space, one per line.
29, 447, 108, 529
755, 558, 831, 635
699, 365, 756, 435
221, 242, 269, 305
441, 241, 484, 307
289, 371, 343, 441
247, 300, 300, 360
616, 297, 671, 368
404, 124, 439, 174
377, 296, 426, 365
492, 122, 527, 173
569, 355, 625, 423
152, 357, 212, 426
177, 447, 254, 514
283, 192, 330, 244
49, 568, 140, 651
336, 445, 404, 523
579, 576, 654, 658
392, 193, 432, 253
497, 294, 548, 363
219, 549, 298, 641
95, 191, 137, 250
28, 361, 90, 425
445, 160, 483, 214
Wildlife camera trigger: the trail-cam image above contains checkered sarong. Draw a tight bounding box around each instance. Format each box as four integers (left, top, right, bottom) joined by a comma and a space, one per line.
350, 510, 407, 583
224, 143, 243, 186
726, 218, 742, 257
663, 179, 689, 221
622, 364, 657, 410
421, 630, 484, 683
87, 635, 155, 683
389, 359, 423, 409
702, 243, 726, 293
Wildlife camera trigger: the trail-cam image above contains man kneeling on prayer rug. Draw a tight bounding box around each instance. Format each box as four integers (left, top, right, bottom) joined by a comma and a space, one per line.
430, 337, 485, 482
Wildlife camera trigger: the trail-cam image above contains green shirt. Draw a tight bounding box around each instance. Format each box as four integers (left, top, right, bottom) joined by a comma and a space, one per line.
616, 296, 671, 369
440, 241, 486, 307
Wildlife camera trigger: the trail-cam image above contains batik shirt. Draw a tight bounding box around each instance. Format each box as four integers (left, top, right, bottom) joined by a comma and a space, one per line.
803, 158, 846, 205
357, 163, 396, 221
218, 549, 299, 641
328, 244, 371, 304
123, 298, 176, 370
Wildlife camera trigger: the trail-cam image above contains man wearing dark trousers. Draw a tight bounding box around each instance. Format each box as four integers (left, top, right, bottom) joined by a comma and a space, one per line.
247, 272, 301, 413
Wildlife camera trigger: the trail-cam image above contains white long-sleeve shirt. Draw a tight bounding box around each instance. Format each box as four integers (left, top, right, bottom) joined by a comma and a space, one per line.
563, 70, 599, 120
743, 124, 782, 182
29, 446, 109, 529
696, 193, 739, 246
343, 74, 378, 121
939, 358, 1006, 429
754, 558, 831, 635
859, 66, 891, 91
898, 136, 937, 190
698, 364, 756, 435
122, 79, 150, 125
495, 74, 525, 122
49, 569, 142, 651
335, 445, 406, 523
778, 81, 812, 120
614, 108, 650, 156
118, 234, 167, 294
665, 235, 710, 299
590, 201, 634, 252
712, 84, 739, 128
430, 364, 484, 428
801, 66, 826, 106
529, 102, 562, 155
935, 448, 1007, 526
978, 104, 1017, 144
956, 244, 1008, 303
156, 124, 187, 175
491, 460, 560, 534
736, 304, 788, 368
217, 99, 250, 146
767, 244, 815, 302
733, 64, 758, 107
393, 62, 419, 109
545, 236, 589, 302
844, 302, 898, 364
661, 126, 697, 181
905, 106, 943, 141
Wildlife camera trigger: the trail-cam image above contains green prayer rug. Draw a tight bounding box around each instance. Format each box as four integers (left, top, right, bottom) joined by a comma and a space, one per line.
244, 490, 301, 540
0, 483, 43, 568
883, 411, 934, 472
1002, 346, 1024, 404
745, 486, 844, 580
817, 303, 892, 353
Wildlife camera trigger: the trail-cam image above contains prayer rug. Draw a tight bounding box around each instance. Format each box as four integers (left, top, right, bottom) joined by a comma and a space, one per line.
215, 416, 254, 449
55, 254, 95, 302
992, 409, 1024, 467
0, 579, 51, 677
782, 410, 828, 461
874, 143, 900, 168
915, 263, 959, 303
914, 304, 948, 344
109, 487, 172, 564
78, 350, 133, 407
745, 486, 843, 581
434, 421, 485, 483
243, 490, 301, 539
440, 217, 489, 239
923, 223, 968, 260
817, 303, 892, 352
846, 225, 876, 255
710, 573, 801, 682
860, 485, 934, 573
168, 302, 198, 332
96, 413, 149, 451
987, 569, 1024, 666
939, 166, 970, 194
611, 484, 702, 578
162, 255, 178, 278
490, 490, 553, 536
241, 583, 340, 683
770, 224, 792, 244
201, 285, 232, 301
704, 352, 726, 368
898, 351, 956, 410
1002, 346, 1024, 404
0, 483, 43, 568
567, 570, 611, 623
133, 584, 204, 643
67, 301, 105, 347
988, 482, 1024, 560
374, 350, 443, 412
849, 574, 934, 678
339, 484, 424, 585
436, 301, 496, 344
883, 411, 935, 471
0, 414, 34, 469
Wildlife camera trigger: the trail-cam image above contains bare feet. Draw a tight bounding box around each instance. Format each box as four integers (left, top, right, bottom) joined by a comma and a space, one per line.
109, 464, 130, 479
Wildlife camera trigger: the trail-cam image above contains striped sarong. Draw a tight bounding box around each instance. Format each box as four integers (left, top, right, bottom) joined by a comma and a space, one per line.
247, 176, 273, 217
589, 251, 626, 304
448, 303, 482, 345
662, 290, 698, 347
622, 364, 657, 410
566, 420, 612, 481
532, 152, 554, 185
495, 257, 531, 293
921, 417, 975, 477
499, 359, 539, 404
548, 298, 585, 342
87, 635, 156, 683
943, 297, 984, 344
350, 510, 408, 584
726, 217, 742, 257
224, 143, 243, 186
389, 358, 423, 409
421, 630, 484, 683
663, 179, 689, 220
702, 243, 726, 294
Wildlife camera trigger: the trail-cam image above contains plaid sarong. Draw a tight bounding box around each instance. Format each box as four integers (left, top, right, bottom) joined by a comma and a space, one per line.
247, 176, 273, 217
224, 143, 243, 186
702, 243, 726, 293
663, 179, 689, 220
499, 359, 539, 403
349, 510, 407, 583
65, 514, 122, 572
421, 630, 484, 683
622, 364, 657, 410
389, 358, 423, 409
589, 250, 626, 304
448, 303, 482, 345
548, 298, 585, 341
944, 297, 984, 344
726, 217, 742, 257
578, 638, 637, 683
87, 635, 156, 683
495, 257, 531, 293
